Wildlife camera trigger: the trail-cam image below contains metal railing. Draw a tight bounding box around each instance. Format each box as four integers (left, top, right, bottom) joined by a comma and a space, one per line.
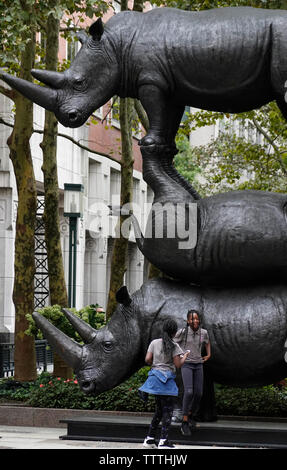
0, 340, 53, 378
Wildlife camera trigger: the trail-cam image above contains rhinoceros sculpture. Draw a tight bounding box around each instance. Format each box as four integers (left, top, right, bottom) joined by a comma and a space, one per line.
117, 146, 287, 286
32, 277, 287, 399
2, 6, 287, 148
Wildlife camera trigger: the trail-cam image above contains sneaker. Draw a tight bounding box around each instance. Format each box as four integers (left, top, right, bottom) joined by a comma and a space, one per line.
181, 421, 191, 436
158, 439, 176, 449
143, 436, 157, 448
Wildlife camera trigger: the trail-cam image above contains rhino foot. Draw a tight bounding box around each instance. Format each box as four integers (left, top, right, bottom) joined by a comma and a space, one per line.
138, 133, 170, 147
139, 142, 178, 160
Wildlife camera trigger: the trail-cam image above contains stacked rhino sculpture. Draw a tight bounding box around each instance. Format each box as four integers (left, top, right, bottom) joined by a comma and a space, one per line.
3, 6, 287, 418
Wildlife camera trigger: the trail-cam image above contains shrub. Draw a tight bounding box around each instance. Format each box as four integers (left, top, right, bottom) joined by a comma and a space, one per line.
214, 383, 287, 417
26, 367, 155, 412
2, 370, 287, 417
25, 304, 106, 343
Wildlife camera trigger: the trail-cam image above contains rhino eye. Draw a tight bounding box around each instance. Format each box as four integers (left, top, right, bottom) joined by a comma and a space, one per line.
73, 78, 85, 90
103, 341, 113, 352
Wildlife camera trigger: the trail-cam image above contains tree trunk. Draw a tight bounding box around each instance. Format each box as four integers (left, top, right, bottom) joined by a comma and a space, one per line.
8, 31, 37, 382
106, 97, 134, 319
105, 0, 147, 319
40, 1, 72, 378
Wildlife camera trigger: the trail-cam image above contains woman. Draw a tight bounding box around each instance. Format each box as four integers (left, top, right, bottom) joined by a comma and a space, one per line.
174, 309, 211, 436
138, 318, 189, 449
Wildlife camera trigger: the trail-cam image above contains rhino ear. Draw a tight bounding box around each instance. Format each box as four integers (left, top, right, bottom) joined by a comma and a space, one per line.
76, 30, 89, 45
89, 18, 104, 41
116, 286, 132, 306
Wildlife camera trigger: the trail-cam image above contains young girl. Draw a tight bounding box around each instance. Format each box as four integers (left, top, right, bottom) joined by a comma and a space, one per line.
174, 309, 211, 436
138, 318, 189, 449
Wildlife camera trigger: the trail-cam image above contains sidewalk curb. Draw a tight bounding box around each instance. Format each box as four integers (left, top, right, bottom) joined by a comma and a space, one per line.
0, 405, 153, 428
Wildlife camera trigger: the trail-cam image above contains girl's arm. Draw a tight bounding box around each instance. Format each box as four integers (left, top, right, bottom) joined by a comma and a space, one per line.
173, 351, 189, 368
145, 351, 153, 365
202, 341, 211, 362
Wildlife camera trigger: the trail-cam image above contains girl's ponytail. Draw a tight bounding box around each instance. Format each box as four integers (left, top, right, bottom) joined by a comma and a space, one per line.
162, 318, 178, 360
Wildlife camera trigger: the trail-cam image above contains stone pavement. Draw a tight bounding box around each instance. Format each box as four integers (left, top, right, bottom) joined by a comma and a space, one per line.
0, 424, 239, 450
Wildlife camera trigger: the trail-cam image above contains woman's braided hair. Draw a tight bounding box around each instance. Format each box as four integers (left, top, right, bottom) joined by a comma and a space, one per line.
161, 317, 178, 361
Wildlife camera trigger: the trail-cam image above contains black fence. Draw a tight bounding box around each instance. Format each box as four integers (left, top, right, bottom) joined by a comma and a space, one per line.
0, 340, 53, 378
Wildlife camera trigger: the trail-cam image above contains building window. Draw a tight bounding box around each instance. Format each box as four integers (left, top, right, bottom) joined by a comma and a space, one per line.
67, 34, 80, 63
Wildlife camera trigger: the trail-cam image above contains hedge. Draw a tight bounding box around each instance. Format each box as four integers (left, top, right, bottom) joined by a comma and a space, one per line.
1, 371, 287, 417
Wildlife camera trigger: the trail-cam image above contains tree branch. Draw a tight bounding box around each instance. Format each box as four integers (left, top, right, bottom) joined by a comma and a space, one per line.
252, 117, 287, 175
134, 99, 149, 132
0, 117, 122, 165
0, 84, 16, 101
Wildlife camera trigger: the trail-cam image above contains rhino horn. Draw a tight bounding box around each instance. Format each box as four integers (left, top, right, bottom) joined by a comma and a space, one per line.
32, 312, 82, 370
31, 69, 65, 89
62, 308, 97, 343
1, 72, 57, 112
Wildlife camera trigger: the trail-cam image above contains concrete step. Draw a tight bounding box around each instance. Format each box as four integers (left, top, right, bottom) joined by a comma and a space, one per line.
59, 415, 287, 448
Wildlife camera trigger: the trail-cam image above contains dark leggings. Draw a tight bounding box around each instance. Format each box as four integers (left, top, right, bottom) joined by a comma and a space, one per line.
148, 395, 174, 440
181, 362, 203, 416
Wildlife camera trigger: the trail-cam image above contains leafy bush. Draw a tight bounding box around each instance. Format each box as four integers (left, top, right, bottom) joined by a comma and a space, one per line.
25, 304, 106, 343
0, 368, 155, 412
214, 383, 287, 417
26, 368, 155, 412
2, 371, 287, 417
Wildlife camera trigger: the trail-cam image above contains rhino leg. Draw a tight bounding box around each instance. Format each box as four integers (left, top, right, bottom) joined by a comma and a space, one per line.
138, 84, 181, 147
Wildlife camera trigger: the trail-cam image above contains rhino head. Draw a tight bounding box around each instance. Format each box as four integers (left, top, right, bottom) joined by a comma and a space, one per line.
33, 287, 143, 395
1, 18, 120, 128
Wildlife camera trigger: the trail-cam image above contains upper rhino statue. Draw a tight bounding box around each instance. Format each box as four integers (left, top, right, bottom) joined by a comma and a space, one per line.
2, 6, 287, 148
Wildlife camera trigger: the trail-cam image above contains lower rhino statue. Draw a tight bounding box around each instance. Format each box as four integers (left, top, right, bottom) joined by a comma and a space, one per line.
33, 278, 287, 420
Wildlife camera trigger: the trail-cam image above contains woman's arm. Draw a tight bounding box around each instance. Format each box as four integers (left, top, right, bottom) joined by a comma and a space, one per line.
173, 351, 190, 368
145, 351, 153, 365
202, 341, 211, 362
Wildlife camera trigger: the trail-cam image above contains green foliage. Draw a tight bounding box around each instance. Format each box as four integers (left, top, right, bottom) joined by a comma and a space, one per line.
174, 134, 201, 183
25, 304, 105, 343
0, 368, 155, 412
0, 0, 112, 73
215, 383, 287, 417
174, 100, 287, 196
2, 371, 287, 417
151, 0, 285, 11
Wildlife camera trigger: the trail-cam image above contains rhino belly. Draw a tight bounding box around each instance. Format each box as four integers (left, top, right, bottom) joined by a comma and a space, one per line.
194, 191, 287, 285
141, 191, 287, 286
202, 286, 287, 386
141, 279, 287, 386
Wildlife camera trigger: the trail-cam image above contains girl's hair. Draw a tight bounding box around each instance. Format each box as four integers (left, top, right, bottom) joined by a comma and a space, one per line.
182, 309, 201, 347
162, 318, 178, 360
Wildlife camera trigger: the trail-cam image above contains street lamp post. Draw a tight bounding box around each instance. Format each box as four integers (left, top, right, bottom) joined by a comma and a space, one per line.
64, 183, 84, 308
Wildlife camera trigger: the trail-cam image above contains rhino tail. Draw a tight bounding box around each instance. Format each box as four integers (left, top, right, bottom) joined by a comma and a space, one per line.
108, 205, 144, 251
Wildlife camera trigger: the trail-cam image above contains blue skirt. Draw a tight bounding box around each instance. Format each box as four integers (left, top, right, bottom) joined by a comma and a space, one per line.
138, 369, 178, 396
